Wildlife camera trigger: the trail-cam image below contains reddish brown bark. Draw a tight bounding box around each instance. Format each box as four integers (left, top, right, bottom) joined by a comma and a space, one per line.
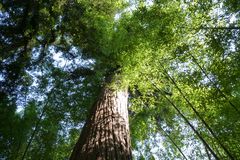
70, 87, 132, 160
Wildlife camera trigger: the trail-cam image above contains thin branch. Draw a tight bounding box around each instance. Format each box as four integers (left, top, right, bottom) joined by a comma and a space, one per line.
200, 26, 240, 30
160, 64, 235, 160
155, 118, 188, 160
205, 143, 212, 160
148, 79, 219, 160
21, 105, 46, 160
189, 53, 240, 115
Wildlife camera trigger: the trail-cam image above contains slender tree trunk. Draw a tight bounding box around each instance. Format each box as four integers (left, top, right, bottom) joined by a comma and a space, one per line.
70, 86, 132, 160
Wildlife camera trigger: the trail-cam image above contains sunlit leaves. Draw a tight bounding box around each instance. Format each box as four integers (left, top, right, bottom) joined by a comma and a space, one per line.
1, 0, 240, 159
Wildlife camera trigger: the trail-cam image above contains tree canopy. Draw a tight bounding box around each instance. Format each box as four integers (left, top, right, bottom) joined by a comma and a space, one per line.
0, 0, 240, 159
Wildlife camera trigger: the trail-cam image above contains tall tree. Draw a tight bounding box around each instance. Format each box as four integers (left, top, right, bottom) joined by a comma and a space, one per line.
70, 85, 131, 159
1, 0, 240, 159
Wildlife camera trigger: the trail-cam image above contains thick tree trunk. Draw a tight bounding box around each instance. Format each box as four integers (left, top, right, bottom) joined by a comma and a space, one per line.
70, 86, 132, 160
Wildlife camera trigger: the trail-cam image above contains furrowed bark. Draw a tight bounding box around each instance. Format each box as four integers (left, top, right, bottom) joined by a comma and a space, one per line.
70, 86, 132, 160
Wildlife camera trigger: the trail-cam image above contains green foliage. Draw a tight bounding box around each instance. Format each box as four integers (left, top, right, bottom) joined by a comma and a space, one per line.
1, 0, 240, 159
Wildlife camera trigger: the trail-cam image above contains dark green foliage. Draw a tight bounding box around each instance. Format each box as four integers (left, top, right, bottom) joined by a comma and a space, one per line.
0, 0, 240, 159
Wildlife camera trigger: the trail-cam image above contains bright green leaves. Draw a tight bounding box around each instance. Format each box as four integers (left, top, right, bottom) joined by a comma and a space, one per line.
1, 0, 240, 159
120, 1, 240, 158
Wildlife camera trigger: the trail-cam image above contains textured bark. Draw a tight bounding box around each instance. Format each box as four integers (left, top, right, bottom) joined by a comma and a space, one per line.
70, 87, 132, 160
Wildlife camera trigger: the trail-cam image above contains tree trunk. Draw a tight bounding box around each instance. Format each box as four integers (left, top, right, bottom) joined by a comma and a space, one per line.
70, 86, 132, 160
